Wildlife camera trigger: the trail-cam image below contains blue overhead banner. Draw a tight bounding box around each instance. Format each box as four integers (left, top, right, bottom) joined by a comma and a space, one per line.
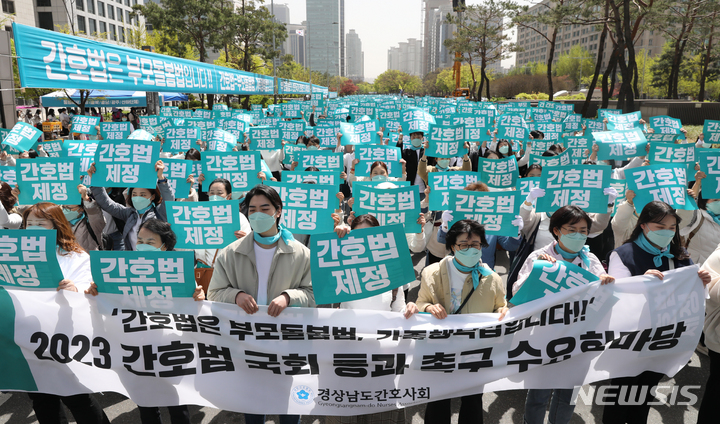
12, 23, 324, 96
277, 79, 328, 95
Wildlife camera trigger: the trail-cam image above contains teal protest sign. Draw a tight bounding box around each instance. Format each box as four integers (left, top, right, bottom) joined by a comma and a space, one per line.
593, 128, 647, 160
426, 123, 467, 158
563, 113, 582, 132
70, 115, 100, 135
283, 143, 306, 166
2, 122, 41, 152
448, 114, 492, 142
164, 126, 201, 153
100, 122, 133, 141
703, 120, 720, 145
355, 184, 421, 233
162, 159, 193, 199
249, 126, 282, 150
698, 150, 720, 199
355, 145, 401, 177
528, 139, 565, 156
139, 116, 160, 135
40, 140, 63, 158
606, 111, 642, 131
283, 170, 341, 187
532, 109, 553, 123
533, 123, 563, 142
529, 150, 572, 167
296, 150, 343, 171
206, 128, 237, 152
167, 200, 240, 249
598, 108, 622, 119
265, 181, 336, 235
537, 165, 611, 214
16, 157, 81, 205
648, 143, 695, 181
278, 121, 306, 142
646, 134, 681, 144
401, 108, 436, 134
520, 177, 541, 198
497, 114, 529, 142
428, 171, 478, 211
378, 109, 401, 133
193, 109, 213, 119
649, 116, 683, 138
339, 120, 380, 145
309, 224, 415, 305
354, 180, 410, 189
583, 118, 605, 132
280, 103, 302, 118
610, 179, 626, 217
479, 156, 519, 189
449, 190, 522, 237
160, 107, 176, 117
90, 251, 196, 300
0, 167, 15, 185
93, 139, 160, 188
223, 118, 248, 140
510, 260, 599, 306
312, 124, 340, 148
565, 136, 592, 165
0, 229, 64, 289
626, 164, 697, 212
62, 139, 98, 184
202, 151, 261, 193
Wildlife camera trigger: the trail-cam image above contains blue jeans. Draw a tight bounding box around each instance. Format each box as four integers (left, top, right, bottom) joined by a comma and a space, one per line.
524, 388, 575, 424
243, 414, 300, 424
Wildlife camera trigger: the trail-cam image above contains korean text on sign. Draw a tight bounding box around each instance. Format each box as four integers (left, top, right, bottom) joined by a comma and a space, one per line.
449, 190, 521, 237
0, 229, 64, 289
202, 151, 261, 192
593, 128, 647, 161
70, 115, 100, 135
167, 200, 240, 249
511, 260, 599, 306
16, 157, 81, 205
93, 139, 160, 188
2, 122, 41, 152
165, 126, 200, 153
355, 146, 401, 178
265, 181, 335, 235
479, 156, 519, 189
355, 185, 421, 233
428, 171, 478, 211
162, 159, 193, 199
537, 165, 611, 214
249, 126, 282, 151
426, 123, 466, 159
283, 171, 340, 188
296, 151, 343, 172
100, 122, 133, 141
339, 120, 380, 145
309, 224, 415, 305
90, 250, 196, 309
699, 150, 720, 199
625, 164, 697, 212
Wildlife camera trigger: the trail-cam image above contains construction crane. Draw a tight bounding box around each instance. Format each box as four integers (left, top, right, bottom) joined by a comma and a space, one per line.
451, 0, 470, 98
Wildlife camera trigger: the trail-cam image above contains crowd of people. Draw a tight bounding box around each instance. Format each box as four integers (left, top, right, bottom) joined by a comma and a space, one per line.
3, 100, 719, 424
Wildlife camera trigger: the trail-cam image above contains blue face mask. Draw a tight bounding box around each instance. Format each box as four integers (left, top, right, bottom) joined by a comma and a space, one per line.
372, 175, 388, 182
454, 247, 482, 267
645, 229, 675, 249
559, 232, 588, 253
411, 138, 423, 148
436, 159, 451, 170
209, 195, 226, 202
499, 145, 509, 154
249, 212, 276, 234
62, 208, 82, 224
132, 196, 152, 212
307, 145, 319, 150
707, 201, 720, 216
136, 243, 163, 252
26, 225, 48, 231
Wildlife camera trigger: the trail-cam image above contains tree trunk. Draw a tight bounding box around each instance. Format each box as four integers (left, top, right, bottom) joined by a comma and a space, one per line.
668, 39, 683, 98
698, 21, 715, 102
602, 53, 618, 109
547, 28, 558, 101
621, 0, 636, 112
581, 8, 610, 117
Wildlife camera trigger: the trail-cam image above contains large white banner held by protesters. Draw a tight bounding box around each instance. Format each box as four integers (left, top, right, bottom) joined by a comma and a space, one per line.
0, 267, 704, 416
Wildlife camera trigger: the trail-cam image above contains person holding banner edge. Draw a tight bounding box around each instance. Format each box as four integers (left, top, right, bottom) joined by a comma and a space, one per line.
604, 201, 711, 423
21, 202, 112, 424
512, 205, 614, 424
414, 219, 508, 424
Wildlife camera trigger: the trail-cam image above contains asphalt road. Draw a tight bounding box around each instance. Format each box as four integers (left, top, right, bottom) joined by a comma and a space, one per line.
0, 251, 710, 424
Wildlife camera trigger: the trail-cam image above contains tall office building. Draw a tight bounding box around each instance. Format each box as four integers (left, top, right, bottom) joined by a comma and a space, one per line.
387, 38, 423, 77
286, 23, 307, 67
306, 0, 345, 77
346, 29, 364, 81
423, 0, 456, 75
263, 3, 290, 26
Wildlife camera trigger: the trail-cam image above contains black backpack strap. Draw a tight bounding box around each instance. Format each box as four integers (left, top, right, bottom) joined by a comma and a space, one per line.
83, 217, 103, 250
454, 285, 477, 314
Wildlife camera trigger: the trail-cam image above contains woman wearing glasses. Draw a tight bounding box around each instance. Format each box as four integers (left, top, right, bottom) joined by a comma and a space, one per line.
412, 219, 508, 424
512, 205, 615, 424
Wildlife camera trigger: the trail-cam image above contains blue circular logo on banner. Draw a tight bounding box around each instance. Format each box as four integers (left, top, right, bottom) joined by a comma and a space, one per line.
291, 385, 314, 405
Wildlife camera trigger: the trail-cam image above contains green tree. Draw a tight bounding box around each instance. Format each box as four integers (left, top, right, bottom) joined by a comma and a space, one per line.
357, 82, 374, 95
554, 45, 594, 89
126, 26, 198, 61
373, 70, 421, 94
445, 0, 517, 100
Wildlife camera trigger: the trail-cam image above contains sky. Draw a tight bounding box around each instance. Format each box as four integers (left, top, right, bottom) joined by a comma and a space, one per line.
271, 0, 519, 82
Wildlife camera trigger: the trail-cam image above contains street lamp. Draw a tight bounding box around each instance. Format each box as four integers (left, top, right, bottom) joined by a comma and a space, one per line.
307, 21, 338, 98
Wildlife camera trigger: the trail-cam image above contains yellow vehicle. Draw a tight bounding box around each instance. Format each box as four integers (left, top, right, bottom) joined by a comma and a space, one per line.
452, 87, 471, 98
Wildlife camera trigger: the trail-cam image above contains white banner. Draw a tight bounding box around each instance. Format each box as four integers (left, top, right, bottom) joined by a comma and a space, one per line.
0, 266, 704, 416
